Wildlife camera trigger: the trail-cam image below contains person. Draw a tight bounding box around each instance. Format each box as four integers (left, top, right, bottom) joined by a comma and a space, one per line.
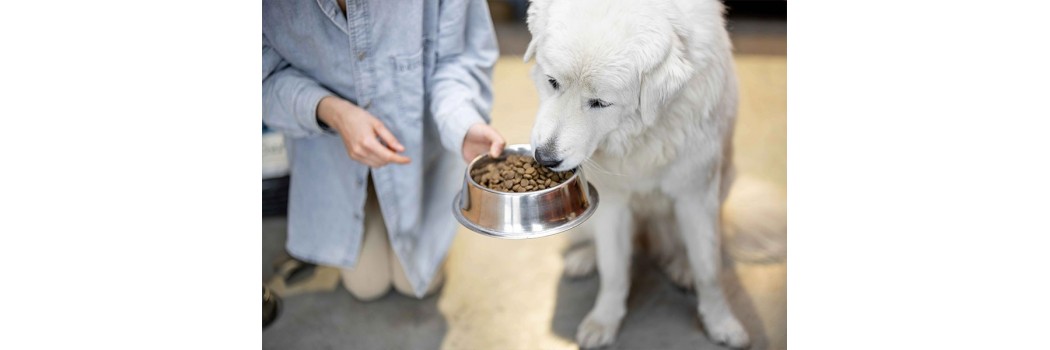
262, 0, 503, 300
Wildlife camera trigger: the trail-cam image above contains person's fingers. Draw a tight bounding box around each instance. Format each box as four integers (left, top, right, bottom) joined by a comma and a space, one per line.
344, 135, 383, 167
363, 154, 384, 167
486, 128, 506, 158
363, 138, 411, 165
373, 120, 405, 152
346, 144, 370, 165
385, 152, 411, 164
361, 139, 392, 165
362, 158, 382, 168
352, 147, 380, 167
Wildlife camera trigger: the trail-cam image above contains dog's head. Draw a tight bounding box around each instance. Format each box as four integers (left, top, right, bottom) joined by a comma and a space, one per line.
524, 0, 695, 171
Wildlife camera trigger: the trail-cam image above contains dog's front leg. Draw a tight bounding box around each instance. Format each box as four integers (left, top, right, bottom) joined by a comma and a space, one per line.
576, 192, 633, 348
676, 185, 750, 348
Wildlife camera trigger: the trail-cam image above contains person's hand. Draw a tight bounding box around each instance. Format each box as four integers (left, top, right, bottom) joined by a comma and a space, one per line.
317, 96, 410, 167
461, 122, 506, 163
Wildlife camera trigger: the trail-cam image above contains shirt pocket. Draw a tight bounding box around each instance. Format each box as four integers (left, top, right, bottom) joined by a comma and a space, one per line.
392, 49, 425, 127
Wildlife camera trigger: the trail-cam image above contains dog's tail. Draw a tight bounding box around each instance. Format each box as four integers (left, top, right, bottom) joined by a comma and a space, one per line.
721, 175, 787, 263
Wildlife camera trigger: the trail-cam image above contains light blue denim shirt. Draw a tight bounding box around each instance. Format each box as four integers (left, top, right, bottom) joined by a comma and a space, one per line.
262, 0, 497, 297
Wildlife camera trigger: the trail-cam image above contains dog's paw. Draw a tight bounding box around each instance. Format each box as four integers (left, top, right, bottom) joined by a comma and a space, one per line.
701, 312, 750, 349
564, 244, 596, 278
576, 314, 621, 348
662, 254, 694, 290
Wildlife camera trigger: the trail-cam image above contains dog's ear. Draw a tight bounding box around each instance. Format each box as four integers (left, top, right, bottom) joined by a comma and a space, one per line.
524, 0, 549, 62
638, 24, 695, 126
524, 36, 540, 63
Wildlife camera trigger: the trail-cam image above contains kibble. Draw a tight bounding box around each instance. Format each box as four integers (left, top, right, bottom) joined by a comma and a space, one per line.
470, 154, 574, 193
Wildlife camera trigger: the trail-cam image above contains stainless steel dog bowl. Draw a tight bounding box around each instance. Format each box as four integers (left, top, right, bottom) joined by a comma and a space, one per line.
452, 144, 599, 239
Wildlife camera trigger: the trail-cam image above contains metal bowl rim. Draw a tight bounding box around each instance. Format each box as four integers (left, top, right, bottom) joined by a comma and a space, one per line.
451, 182, 600, 240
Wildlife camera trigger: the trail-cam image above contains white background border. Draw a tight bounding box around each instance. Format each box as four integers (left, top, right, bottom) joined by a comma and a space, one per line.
0, 0, 1048, 348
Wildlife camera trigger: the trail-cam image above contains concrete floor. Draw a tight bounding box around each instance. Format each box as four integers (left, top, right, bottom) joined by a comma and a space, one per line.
263, 15, 786, 350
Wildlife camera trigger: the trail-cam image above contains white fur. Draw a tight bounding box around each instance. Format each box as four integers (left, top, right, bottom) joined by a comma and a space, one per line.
525, 0, 766, 347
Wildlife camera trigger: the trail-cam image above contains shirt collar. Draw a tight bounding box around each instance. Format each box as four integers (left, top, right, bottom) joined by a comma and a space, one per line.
316, 0, 348, 35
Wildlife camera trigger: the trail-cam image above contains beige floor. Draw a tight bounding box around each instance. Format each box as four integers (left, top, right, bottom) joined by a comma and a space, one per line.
263, 54, 786, 350
437, 55, 786, 349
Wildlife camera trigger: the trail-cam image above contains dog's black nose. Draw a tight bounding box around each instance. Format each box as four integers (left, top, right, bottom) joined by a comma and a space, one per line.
534, 147, 562, 168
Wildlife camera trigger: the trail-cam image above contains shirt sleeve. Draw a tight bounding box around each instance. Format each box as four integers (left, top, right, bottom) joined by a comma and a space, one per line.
428, 0, 500, 155
262, 34, 334, 139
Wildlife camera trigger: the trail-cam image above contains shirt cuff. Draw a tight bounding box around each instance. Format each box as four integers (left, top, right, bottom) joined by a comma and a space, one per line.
437, 105, 486, 158
295, 83, 334, 136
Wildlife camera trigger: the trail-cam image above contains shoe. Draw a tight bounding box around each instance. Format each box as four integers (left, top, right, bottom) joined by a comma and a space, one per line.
263, 286, 281, 328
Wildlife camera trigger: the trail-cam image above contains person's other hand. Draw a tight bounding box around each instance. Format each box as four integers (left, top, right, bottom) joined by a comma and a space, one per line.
461, 122, 506, 163
317, 96, 410, 167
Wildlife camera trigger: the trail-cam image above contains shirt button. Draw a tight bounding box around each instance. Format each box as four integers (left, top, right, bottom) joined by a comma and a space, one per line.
362, 101, 372, 109
356, 178, 365, 187
357, 51, 366, 60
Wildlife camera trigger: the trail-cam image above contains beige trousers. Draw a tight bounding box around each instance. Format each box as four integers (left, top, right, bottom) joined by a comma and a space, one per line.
340, 177, 444, 301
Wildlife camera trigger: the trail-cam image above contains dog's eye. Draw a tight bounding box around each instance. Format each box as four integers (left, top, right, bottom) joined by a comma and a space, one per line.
547, 76, 559, 90
589, 99, 612, 109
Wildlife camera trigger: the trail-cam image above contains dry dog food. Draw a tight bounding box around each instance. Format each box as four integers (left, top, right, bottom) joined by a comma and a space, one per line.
470, 154, 573, 192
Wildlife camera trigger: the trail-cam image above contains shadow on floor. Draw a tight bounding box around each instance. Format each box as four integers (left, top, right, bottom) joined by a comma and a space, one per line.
550, 252, 770, 350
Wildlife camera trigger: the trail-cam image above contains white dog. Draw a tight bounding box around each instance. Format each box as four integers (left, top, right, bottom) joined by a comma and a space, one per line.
525, 0, 783, 347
